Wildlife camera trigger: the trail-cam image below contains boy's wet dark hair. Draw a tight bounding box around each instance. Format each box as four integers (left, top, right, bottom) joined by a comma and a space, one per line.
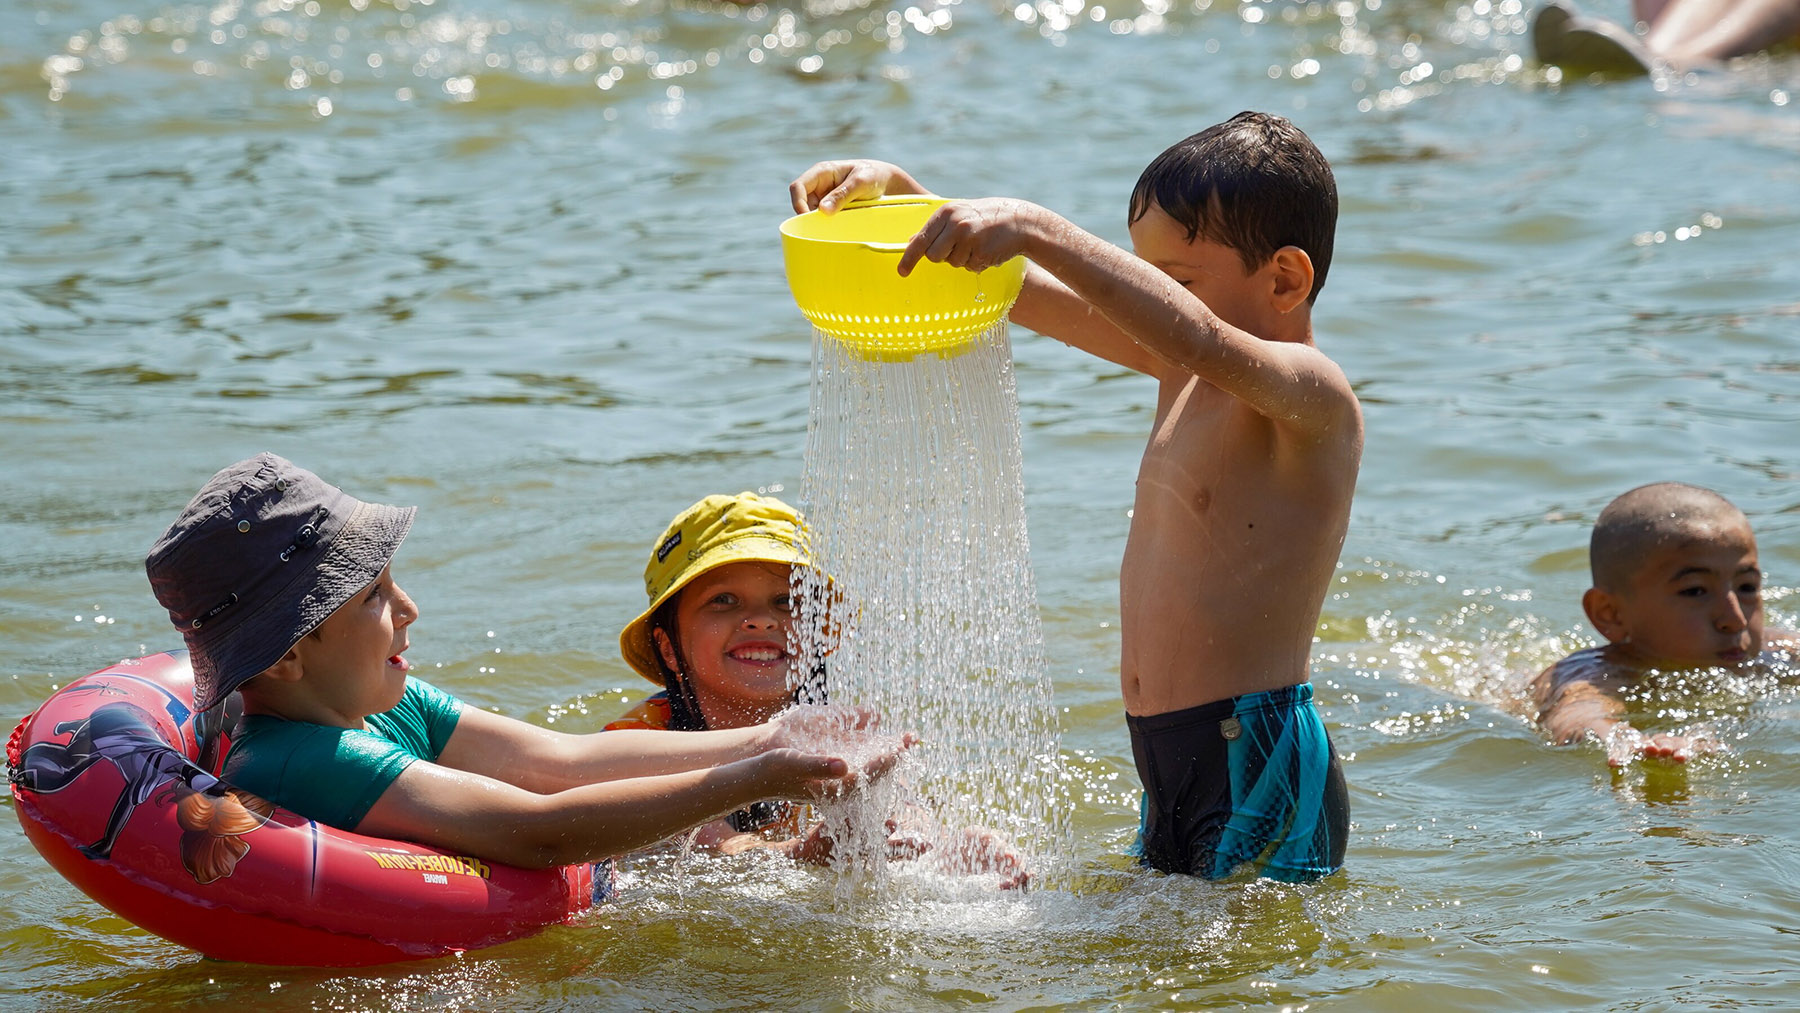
1128, 111, 1338, 303
1589, 482, 1747, 592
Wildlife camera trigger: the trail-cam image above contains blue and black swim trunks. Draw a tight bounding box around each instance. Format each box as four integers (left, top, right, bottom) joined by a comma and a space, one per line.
1128, 683, 1347, 882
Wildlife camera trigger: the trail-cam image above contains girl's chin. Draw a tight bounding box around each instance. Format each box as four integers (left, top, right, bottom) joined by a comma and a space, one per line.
698, 673, 795, 708
721, 659, 793, 682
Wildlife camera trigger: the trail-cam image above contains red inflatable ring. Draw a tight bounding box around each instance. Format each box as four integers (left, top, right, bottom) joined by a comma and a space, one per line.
7, 651, 599, 966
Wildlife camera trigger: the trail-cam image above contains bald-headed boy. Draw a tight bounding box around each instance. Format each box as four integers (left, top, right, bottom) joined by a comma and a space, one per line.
1532, 482, 1798, 765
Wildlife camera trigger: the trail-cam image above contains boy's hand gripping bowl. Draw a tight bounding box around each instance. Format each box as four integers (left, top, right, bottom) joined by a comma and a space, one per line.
780, 196, 1027, 362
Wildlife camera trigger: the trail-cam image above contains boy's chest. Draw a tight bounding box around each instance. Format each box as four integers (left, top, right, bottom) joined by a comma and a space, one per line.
1145, 378, 1267, 466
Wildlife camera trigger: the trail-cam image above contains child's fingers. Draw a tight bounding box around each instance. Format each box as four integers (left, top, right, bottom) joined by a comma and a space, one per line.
785, 750, 849, 782
819, 174, 864, 213
1604, 725, 1644, 766
903, 203, 975, 274
898, 212, 946, 276
1651, 734, 1695, 762
858, 743, 904, 781
921, 209, 970, 268
789, 161, 851, 214
786, 823, 836, 865
885, 830, 931, 861
798, 161, 897, 214
789, 176, 820, 215
813, 185, 848, 213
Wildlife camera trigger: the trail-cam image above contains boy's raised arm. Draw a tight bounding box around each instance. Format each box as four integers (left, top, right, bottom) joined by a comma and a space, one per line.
1012, 266, 1175, 378
900, 199, 1357, 437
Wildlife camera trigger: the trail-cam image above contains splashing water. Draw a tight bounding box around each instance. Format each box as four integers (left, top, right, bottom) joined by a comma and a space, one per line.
790, 321, 1070, 890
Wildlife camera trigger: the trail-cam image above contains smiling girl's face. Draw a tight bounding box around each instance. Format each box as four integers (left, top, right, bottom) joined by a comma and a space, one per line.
655, 561, 795, 728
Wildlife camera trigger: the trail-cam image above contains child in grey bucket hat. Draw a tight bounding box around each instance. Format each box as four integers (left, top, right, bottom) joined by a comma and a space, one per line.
142, 454, 912, 868
146, 452, 415, 713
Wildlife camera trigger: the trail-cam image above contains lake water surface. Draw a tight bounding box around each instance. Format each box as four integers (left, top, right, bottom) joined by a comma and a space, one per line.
4, 0, 1800, 1008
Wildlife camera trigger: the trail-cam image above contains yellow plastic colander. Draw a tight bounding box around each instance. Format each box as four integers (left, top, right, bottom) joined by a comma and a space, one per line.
780, 195, 1027, 362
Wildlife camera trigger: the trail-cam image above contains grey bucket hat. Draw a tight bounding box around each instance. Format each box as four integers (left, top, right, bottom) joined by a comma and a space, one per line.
145, 453, 416, 711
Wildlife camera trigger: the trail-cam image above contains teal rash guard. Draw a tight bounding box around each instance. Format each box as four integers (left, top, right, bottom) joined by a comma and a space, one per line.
222, 676, 464, 831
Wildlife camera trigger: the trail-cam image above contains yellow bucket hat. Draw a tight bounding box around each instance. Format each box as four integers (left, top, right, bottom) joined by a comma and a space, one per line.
618, 491, 808, 684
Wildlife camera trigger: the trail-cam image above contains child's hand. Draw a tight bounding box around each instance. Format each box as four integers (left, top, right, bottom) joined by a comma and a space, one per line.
881, 822, 1030, 889
775, 821, 838, 865
789, 159, 928, 215
1604, 725, 1718, 766
1638, 732, 1717, 763
754, 735, 912, 802
767, 702, 883, 744
898, 198, 1041, 277
774, 813, 914, 866
757, 705, 915, 798
755, 747, 852, 793
943, 826, 1031, 890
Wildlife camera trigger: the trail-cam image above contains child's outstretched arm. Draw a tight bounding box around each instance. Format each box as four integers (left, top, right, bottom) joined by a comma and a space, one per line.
1533, 669, 1627, 746
788, 161, 1166, 377
436, 703, 890, 795
354, 721, 910, 868
1532, 665, 1715, 766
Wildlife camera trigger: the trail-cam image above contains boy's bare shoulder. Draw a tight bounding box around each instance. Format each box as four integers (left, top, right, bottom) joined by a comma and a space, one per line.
1267, 335, 1363, 442
1764, 627, 1800, 653
1531, 645, 1632, 709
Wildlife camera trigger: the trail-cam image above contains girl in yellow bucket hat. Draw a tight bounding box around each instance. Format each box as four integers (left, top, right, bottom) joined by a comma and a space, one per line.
612, 491, 823, 849
614, 491, 816, 735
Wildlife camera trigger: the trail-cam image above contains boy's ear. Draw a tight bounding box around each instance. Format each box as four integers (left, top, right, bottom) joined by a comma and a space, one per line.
256, 645, 307, 684
1582, 587, 1630, 644
1268, 246, 1315, 314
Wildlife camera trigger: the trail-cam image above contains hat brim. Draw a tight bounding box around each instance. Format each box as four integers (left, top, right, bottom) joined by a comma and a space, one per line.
618, 534, 806, 684
190, 501, 416, 711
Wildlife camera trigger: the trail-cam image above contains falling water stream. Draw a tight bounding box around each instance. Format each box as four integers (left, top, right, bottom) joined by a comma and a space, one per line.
792, 320, 1072, 888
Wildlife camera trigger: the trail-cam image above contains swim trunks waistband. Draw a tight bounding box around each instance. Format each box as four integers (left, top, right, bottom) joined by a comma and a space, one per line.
1125, 683, 1315, 736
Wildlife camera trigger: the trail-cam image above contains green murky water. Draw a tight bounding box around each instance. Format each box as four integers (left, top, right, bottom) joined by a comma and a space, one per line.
4, 0, 1800, 1007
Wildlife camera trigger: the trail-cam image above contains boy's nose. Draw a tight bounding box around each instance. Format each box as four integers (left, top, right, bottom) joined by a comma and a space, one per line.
1715, 593, 1748, 631
393, 584, 420, 625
